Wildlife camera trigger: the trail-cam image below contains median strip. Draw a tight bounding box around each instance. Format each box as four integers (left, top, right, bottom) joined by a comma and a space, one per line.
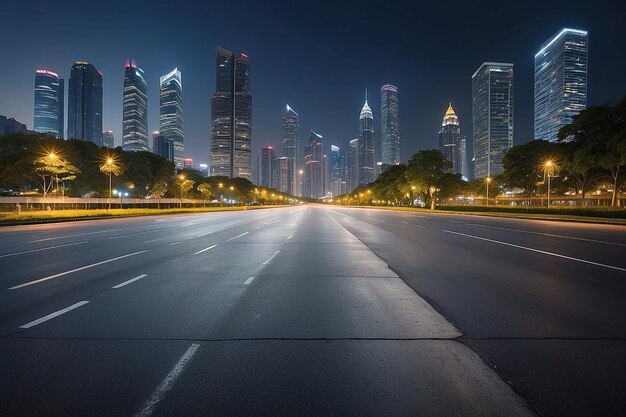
443, 230, 626, 272
20, 301, 89, 329
9, 250, 149, 290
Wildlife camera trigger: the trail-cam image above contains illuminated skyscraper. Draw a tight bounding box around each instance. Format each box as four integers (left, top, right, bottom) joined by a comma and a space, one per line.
102, 130, 114, 148
304, 131, 323, 198
159, 68, 184, 168
34, 69, 64, 138
282, 104, 299, 194
258, 146, 276, 188
153, 131, 174, 163
472, 62, 514, 179
438, 103, 464, 175
358, 90, 375, 185
347, 138, 359, 191
68, 61, 102, 145
210, 47, 252, 179
534, 28, 588, 142
329, 145, 345, 196
122, 59, 148, 152
380, 84, 399, 165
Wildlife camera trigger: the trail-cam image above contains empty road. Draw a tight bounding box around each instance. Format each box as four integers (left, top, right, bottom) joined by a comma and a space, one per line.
1, 205, 624, 416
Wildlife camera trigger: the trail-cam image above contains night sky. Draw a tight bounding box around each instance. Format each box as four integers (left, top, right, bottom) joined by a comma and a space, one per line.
1, 0, 625, 171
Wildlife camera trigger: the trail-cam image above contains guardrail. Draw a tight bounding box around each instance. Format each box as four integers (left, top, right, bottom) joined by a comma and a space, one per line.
0, 196, 219, 212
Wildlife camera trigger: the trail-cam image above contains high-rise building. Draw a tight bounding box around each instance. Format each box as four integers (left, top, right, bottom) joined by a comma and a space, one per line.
459, 136, 468, 179
472, 62, 514, 179
380, 84, 400, 165
210, 47, 252, 179
102, 130, 114, 148
258, 146, 276, 188
122, 59, 148, 152
277, 157, 290, 193
304, 131, 324, 198
329, 145, 345, 197
153, 131, 174, 163
534, 28, 588, 143
68, 61, 102, 145
160, 68, 184, 168
347, 138, 359, 192
358, 91, 375, 185
183, 158, 194, 169
438, 103, 464, 175
281, 104, 299, 195
34, 69, 64, 138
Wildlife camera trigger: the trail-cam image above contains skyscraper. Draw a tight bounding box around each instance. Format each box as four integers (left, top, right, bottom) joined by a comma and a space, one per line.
210, 47, 252, 179
102, 130, 114, 148
34, 69, 64, 138
282, 104, 299, 195
380, 84, 399, 165
472, 62, 514, 179
122, 59, 148, 152
153, 131, 174, 163
160, 68, 183, 168
438, 103, 464, 175
347, 138, 359, 192
329, 145, 345, 197
67, 61, 102, 145
358, 90, 375, 185
277, 157, 290, 193
304, 131, 323, 198
534, 28, 588, 142
258, 146, 275, 188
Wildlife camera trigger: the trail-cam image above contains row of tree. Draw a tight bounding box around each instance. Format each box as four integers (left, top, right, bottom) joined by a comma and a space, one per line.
337, 97, 626, 208
0, 133, 295, 204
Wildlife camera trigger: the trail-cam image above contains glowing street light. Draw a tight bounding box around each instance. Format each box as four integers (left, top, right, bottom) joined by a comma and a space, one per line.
544, 161, 554, 207
485, 177, 492, 205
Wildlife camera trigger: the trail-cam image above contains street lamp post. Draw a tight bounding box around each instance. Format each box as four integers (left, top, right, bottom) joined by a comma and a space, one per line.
485, 177, 492, 205
178, 174, 186, 208
544, 161, 553, 207
106, 158, 113, 210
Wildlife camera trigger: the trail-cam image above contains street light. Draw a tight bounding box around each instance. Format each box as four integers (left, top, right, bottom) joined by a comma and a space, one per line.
178, 174, 186, 208
544, 161, 553, 207
106, 158, 113, 210
485, 177, 492, 205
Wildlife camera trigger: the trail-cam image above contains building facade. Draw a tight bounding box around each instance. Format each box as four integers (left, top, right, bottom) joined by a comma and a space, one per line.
329, 145, 345, 197
304, 131, 324, 198
347, 138, 359, 192
68, 61, 102, 145
122, 59, 148, 152
380, 84, 399, 165
210, 47, 252, 179
472, 62, 514, 179
34, 69, 64, 138
153, 131, 174, 163
160, 68, 184, 168
534, 28, 588, 142
358, 92, 375, 185
258, 146, 276, 188
102, 130, 114, 148
281, 104, 299, 195
438, 103, 464, 175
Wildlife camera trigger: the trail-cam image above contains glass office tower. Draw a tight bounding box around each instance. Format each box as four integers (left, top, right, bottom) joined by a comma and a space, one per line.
472, 62, 514, 179
122, 59, 148, 152
438, 103, 463, 175
380, 84, 399, 165
34, 69, 64, 138
282, 104, 299, 195
358, 91, 375, 185
258, 146, 275, 188
159, 68, 184, 168
534, 28, 588, 142
304, 131, 324, 198
68, 61, 102, 145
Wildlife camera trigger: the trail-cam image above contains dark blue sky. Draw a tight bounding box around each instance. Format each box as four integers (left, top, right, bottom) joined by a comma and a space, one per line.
1, 0, 625, 167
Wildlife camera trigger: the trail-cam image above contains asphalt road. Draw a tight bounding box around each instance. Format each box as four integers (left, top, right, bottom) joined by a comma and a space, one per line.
0, 205, 624, 416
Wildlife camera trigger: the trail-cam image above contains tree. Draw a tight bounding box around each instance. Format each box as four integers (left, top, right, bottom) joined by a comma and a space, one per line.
148, 179, 168, 209
176, 175, 195, 207
34, 152, 80, 197
502, 140, 561, 196
99, 155, 125, 209
404, 150, 453, 209
197, 183, 213, 200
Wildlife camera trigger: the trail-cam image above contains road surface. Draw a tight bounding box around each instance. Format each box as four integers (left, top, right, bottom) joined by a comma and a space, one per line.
0, 205, 624, 416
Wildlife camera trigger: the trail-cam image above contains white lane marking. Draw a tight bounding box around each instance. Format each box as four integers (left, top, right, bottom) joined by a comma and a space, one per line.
450, 220, 462, 224
9, 250, 149, 290
401, 221, 409, 224
194, 244, 218, 255
134, 343, 201, 417
113, 274, 148, 289
0, 241, 88, 259
466, 223, 626, 247
415, 224, 425, 228
254, 227, 262, 230
226, 232, 249, 242
106, 235, 128, 240
262, 250, 280, 265
170, 258, 181, 263
443, 230, 626, 272
195, 231, 213, 237
27, 229, 126, 243
287, 234, 293, 240
20, 301, 89, 329
144, 237, 168, 243
169, 242, 182, 246
244, 276, 255, 285
376, 219, 385, 222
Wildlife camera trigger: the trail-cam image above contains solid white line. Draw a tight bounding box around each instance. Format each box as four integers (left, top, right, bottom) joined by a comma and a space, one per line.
194, 244, 218, 255
113, 274, 147, 289
466, 223, 626, 247
144, 237, 168, 243
401, 221, 409, 224
443, 230, 626, 272
134, 343, 200, 417
169, 241, 182, 246
195, 232, 213, 237
226, 232, 249, 242
0, 241, 88, 258
106, 235, 128, 240
244, 276, 255, 285
20, 301, 89, 329
170, 258, 181, 263
9, 251, 149, 290
415, 224, 425, 228
27, 229, 125, 243
262, 250, 280, 265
